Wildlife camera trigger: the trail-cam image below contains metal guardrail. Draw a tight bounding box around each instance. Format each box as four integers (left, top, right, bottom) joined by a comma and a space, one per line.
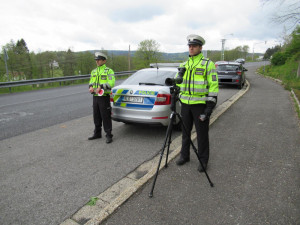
0, 70, 136, 88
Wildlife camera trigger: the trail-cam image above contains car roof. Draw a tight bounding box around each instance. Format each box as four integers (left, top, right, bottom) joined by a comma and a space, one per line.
140, 67, 178, 72
149, 63, 181, 68
218, 61, 241, 66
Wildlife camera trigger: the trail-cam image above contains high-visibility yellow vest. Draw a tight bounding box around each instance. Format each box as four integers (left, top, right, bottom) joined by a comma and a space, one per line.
177, 53, 219, 104
89, 64, 115, 96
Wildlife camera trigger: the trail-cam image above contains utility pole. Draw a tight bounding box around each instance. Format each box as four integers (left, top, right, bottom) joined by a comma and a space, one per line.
220, 33, 233, 61
128, 45, 131, 71
221, 39, 226, 61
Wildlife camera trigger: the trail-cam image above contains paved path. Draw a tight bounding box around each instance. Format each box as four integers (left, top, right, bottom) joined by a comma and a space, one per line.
97, 70, 300, 224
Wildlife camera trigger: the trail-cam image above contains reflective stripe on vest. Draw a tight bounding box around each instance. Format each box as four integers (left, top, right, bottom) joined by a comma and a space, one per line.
208, 92, 218, 97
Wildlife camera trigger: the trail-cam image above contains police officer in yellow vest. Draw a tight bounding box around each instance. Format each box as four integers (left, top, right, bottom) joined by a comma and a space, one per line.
176, 34, 219, 172
88, 52, 115, 143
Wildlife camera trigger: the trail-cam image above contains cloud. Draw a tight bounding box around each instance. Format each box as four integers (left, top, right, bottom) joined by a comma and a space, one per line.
110, 6, 164, 22
0, 0, 292, 54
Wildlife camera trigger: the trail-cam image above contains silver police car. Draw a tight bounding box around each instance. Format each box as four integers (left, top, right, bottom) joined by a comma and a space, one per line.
110, 67, 181, 127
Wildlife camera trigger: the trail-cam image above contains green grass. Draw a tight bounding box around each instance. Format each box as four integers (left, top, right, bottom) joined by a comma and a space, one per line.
258, 58, 300, 93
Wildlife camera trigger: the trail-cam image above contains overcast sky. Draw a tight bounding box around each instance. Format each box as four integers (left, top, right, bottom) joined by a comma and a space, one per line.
1, 0, 298, 54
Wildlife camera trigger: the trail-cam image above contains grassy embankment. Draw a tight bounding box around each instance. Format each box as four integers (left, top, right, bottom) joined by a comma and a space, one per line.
258, 58, 300, 117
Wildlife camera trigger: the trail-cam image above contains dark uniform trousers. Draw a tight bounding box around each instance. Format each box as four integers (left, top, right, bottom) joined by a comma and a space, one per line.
180, 102, 210, 164
93, 95, 112, 137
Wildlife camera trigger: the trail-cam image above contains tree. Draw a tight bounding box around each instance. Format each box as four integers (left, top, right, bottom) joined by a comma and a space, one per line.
15, 39, 33, 79
242, 45, 249, 59
75, 51, 94, 75
285, 26, 300, 57
111, 55, 129, 72
33, 51, 57, 78
1, 39, 33, 80
0, 50, 7, 81
270, 25, 300, 66
264, 45, 281, 59
59, 48, 75, 76
134, 39, 162, 69
223, 45, 249, 61
261, 0, 300, 29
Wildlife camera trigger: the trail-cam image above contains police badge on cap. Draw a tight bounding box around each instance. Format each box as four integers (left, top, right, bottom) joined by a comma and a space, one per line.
187, 34, 206, 46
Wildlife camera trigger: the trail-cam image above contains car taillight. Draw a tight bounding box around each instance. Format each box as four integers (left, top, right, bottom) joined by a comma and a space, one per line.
154, 94, 171, 105
237, 71, 242, 75
110, 91, 114, 102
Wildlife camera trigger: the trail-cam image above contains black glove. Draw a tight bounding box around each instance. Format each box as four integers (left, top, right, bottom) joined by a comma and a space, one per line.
100, 84, 111, 90
199, 99, 217, 121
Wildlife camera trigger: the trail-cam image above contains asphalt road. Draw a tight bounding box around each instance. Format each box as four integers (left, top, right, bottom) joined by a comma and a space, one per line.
0, 63, 263, 225
0, 80, 126, 141
0, 72, 242, 141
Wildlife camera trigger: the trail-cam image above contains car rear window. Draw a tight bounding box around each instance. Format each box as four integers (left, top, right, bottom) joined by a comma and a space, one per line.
122, 70, 177, 85
217, 65, 239, 71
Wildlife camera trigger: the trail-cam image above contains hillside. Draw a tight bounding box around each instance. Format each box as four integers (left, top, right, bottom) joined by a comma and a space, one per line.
86, 50, 190, 62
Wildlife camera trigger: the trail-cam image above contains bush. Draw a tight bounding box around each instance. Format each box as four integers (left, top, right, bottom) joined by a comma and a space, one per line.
271, 52, 288, 66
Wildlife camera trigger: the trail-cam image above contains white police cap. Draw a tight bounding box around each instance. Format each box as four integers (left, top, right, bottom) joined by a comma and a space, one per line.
187, 34, 205, 46
94, 52, 107, 60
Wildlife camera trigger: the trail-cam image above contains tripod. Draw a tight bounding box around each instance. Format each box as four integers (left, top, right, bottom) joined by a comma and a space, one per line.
149, 84, 214, 198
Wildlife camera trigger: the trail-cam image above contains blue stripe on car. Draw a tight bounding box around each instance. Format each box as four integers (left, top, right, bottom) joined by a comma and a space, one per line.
114, 102, 154, 109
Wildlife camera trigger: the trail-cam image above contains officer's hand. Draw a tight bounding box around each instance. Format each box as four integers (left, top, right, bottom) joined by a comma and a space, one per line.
204, 107, 213, 117
199, 107, 213, 121
199, 114, 207, 121
89, 87, 94, 93
95, 87, 101, 94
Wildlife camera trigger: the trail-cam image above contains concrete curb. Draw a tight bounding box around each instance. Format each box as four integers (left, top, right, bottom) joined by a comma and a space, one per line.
291, 89, 300, 112
60, 80, 251, 225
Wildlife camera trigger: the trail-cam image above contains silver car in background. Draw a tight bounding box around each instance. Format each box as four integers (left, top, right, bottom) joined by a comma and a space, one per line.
111, 67, 181, 127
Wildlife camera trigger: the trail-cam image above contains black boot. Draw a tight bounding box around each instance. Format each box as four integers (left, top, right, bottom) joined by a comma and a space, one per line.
198, 162, 207, 173
88, 133, 102, 140
106, 134, 113, 144
176, 157, 190, 166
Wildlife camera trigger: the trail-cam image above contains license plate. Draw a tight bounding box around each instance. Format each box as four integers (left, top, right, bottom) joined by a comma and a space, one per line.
123, 96, 143, 103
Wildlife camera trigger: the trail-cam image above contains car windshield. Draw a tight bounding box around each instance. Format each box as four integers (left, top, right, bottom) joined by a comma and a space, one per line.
217, 65, 239, 71
122, 70, 177, 85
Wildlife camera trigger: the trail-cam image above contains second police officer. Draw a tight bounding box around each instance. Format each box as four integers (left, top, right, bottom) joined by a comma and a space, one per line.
176, 34, 219, 172
88, 52, 115, 143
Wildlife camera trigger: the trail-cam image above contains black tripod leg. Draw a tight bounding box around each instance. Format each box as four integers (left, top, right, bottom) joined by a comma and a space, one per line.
149, 113, 174, 198
177, 113, 214, 187
165, 115, 175, 168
